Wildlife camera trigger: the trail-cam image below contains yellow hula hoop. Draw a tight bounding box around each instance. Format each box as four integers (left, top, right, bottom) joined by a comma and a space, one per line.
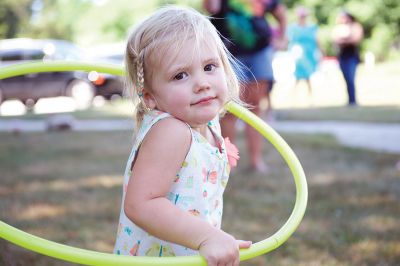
0, 61, 308, 265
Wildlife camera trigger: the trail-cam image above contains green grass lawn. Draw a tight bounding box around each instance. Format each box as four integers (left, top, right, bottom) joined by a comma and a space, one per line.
0, 130, 399, 265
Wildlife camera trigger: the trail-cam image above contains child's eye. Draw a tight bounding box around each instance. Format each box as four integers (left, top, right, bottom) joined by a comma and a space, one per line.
174, 72, 187, 80
204, 64, 216, 72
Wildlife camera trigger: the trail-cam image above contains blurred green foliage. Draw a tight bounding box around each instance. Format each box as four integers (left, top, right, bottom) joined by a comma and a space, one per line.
0, 0, 32, 38
1, 0, 399, 60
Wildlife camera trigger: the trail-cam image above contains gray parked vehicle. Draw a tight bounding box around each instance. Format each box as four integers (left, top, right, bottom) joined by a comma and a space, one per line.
0, 38, 95, 108
87, 43, 125, 100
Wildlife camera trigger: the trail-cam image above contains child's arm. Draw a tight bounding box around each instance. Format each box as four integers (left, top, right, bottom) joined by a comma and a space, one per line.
124, 117, 251, 265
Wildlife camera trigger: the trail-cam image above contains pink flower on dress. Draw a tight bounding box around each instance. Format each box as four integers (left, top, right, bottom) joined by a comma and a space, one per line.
224, 137, 240, 168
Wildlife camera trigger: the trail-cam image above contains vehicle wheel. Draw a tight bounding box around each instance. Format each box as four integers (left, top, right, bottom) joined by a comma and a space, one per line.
110, 94, 122, 101
24, 99, 37, 111
65, 79, 95, 109
102, 80, 124, 100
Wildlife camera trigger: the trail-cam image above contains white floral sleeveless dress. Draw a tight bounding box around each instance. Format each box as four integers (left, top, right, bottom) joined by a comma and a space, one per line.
114, 110, 231, 257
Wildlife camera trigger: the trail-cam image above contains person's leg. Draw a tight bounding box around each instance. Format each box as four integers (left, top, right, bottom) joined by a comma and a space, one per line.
247, 46, 274, 171
264, 46, 275, 113
242, 80, 268, 172
264, 79, 274, 113
346, 56, 358, 105
263, 79, 276, 121
230, 46, 272, 172
295, 61, 313, 96
305, 79, 312, 95
220, 113, 238, 143
339, 57, 357, 105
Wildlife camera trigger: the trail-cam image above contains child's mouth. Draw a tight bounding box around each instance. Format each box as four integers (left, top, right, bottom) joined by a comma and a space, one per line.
192, 96, 215, 105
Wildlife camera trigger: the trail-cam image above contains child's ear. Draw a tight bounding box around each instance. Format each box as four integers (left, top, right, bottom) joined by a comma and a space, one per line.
142, 90, 157, 109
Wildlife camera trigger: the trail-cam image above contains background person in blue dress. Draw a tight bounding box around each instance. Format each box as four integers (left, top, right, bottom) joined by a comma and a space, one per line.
287, 6, 322, 96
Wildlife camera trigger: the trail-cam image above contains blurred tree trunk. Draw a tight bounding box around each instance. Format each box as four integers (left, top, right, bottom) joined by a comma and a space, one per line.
0, 0, 32, 39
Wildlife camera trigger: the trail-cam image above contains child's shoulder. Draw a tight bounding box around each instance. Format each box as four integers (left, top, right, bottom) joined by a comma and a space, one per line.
142, 115, 192, 154
151, 116, 191, 136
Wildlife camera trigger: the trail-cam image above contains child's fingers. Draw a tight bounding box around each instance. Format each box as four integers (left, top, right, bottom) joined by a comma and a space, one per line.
237, 240, 252, 249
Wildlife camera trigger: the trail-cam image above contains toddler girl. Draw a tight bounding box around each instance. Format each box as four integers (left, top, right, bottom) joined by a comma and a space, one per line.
114, 5, 251, 266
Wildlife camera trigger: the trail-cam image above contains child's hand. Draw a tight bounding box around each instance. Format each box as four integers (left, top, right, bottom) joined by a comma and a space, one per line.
199, 230, 252, 266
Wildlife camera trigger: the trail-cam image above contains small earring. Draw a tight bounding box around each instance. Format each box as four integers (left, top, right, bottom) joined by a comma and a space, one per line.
144, 106, 152, 112
141, 100, 152, 112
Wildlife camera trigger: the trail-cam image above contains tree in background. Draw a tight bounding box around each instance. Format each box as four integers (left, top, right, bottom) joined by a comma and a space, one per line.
1, 0, 200, 44
74, 0, 202, 45
0, 0, 32, 39
23, 0, 92, 41
0, 0, 92, 42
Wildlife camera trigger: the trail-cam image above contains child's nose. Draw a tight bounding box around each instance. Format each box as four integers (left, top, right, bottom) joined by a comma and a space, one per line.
194, 74, 210, 92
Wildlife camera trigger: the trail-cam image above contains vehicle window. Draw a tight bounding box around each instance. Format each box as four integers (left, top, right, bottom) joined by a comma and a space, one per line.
0, 51, 24, 61
24, 49, 45, 60
53, 42, 83, 60
108, 54, 124, 62
0, 49, 45, 62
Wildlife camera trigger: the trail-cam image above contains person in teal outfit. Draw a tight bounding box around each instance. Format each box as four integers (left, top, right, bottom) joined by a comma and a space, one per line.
287, 6, 322, 95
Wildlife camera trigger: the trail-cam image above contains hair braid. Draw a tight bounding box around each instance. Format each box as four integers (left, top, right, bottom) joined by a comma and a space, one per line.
134, 49, 149, 129
136, 51, 145, 89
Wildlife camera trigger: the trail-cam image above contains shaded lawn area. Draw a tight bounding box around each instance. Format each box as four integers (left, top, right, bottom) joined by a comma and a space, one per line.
0, 130, 399, 265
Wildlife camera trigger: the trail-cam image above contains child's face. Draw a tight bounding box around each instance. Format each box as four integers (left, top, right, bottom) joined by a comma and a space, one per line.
147, 39, 228, 128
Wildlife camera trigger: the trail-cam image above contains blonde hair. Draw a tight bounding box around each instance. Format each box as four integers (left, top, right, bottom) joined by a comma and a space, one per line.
125, 5, 242, 129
